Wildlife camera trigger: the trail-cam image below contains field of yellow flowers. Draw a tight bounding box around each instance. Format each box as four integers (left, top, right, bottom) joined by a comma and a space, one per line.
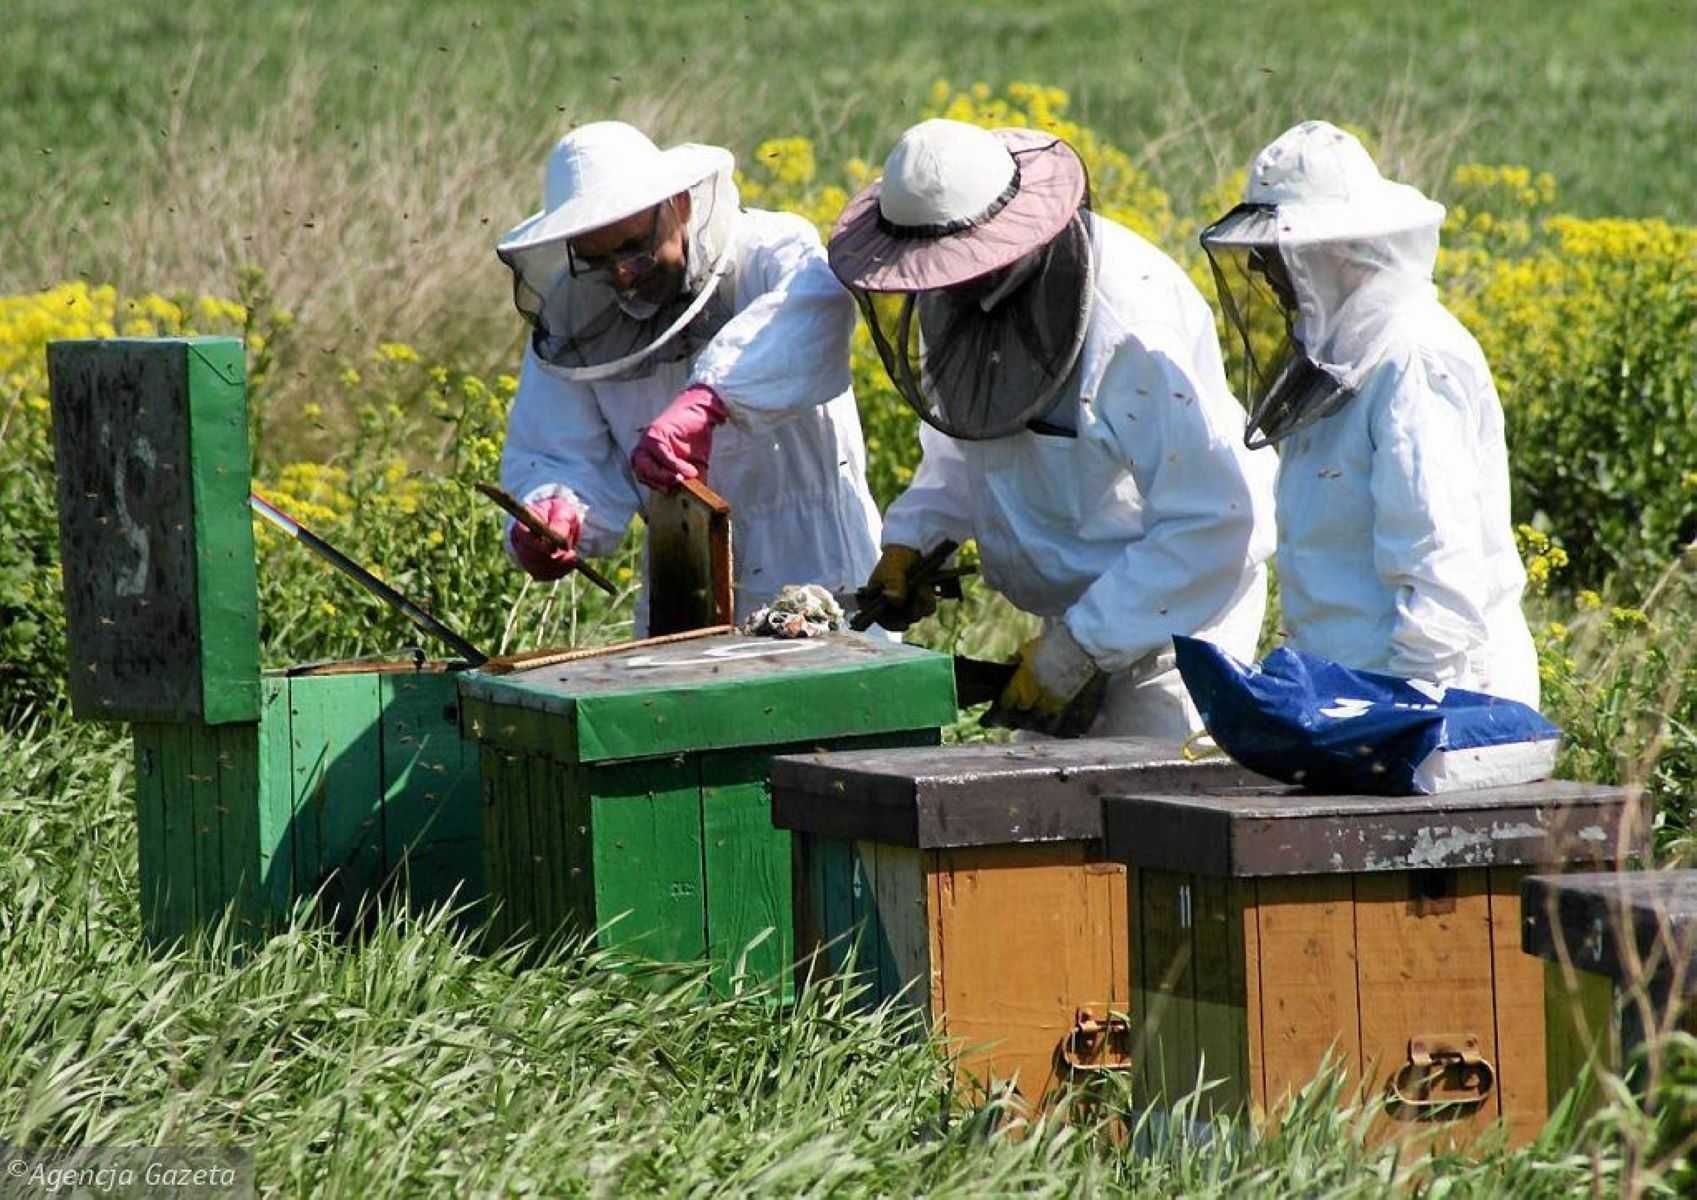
5, 83, 1695, 842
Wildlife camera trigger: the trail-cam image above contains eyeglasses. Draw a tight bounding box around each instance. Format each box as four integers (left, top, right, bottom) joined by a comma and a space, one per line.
568, 203, 667, 280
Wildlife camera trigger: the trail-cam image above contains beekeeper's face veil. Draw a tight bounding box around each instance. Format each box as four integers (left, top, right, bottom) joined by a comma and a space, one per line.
829, 120, 1093, 440
1201, 120, 1447, 449
496, 121, 740, 381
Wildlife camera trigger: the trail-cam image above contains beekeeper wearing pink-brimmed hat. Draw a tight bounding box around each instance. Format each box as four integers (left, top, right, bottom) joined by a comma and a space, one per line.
494, 121, 882, 630
831, 119, 1276, 738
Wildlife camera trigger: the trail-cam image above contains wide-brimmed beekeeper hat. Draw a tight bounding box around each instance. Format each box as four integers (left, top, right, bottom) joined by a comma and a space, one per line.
1201, 120, 1444, 249
496, 122, 740, 381
498, 121, 732, 255
829, 119, 1088, 293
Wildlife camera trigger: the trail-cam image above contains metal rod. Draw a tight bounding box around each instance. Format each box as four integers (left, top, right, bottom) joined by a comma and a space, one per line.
248, 493, 489, 666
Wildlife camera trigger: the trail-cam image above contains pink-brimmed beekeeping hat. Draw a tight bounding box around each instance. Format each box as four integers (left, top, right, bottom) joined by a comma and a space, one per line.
829, 119, 1089, 293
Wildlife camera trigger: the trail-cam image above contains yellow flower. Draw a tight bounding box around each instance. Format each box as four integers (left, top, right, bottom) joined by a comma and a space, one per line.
753, 137, 816, 187
427, 529, 445, 547
340, 368, 361, 387
1577, 590, 1603, 611
377, 341, 420, 364
302, 403, 323, 422
1609, 606, 1649, 630
319, 601, 339, 618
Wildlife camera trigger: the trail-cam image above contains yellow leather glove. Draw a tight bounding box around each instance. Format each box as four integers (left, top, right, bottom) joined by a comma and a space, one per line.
858, 544, 938, 631
997, 626, 1100, 717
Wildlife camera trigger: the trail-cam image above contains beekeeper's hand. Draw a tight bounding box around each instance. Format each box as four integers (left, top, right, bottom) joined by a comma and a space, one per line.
632, 384, 728, 491
510, 495, 583, 582
999, 625, 1101, 716
857, 545, 938, 631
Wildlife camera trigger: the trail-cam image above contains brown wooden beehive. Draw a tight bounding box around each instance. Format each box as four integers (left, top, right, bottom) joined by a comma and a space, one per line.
1521, 869, 1697, 1115
1102, 780, 1647, 1146
769, 738, 1270, 1106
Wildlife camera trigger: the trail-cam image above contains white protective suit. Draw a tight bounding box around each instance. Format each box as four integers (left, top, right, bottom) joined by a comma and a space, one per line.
882, 213, 1278, 738
1247, 121, 1539, 706
501, 207, 884, 629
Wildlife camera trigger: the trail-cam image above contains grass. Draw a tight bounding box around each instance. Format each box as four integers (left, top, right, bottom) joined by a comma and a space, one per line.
2, 708, 1690, 1196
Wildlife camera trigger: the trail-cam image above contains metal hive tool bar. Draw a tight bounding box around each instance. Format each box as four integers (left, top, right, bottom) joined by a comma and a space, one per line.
249, 493, 489, 666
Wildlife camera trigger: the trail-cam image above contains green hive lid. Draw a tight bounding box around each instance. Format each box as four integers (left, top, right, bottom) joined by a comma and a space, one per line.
48, 337, 259, 725
458, 632, 957, 762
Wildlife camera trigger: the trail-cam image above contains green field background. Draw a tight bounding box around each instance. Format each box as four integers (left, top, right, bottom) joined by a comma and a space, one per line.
4, 0, 1692, 239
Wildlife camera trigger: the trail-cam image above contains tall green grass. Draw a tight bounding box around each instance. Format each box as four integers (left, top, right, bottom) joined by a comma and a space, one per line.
3, 710, 1696, 1195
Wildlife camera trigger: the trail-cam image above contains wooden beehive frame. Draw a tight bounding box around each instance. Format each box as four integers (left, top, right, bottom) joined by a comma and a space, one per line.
645, 478, 733, 635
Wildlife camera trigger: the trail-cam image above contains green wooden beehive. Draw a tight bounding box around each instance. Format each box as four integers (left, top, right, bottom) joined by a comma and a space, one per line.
48, 338, 260, 725
130, 667, 482, 942
49, 338, 485, 945
458, 632, 957, 990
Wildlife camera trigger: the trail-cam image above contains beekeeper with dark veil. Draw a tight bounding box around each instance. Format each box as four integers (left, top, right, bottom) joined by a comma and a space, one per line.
1199, 120, 1538, 706
495, 121, 883, 628
830, 118, 1276, 738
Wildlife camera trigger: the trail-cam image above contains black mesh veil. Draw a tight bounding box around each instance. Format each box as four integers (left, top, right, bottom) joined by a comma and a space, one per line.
856, 207, 1095, 441
1201, 203, 1353, 449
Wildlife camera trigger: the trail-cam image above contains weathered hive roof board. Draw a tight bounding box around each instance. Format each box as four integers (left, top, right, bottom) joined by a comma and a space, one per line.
1522, 870, 1697, 989
1103, 781, 1643, 876
771, 738, 1272, 847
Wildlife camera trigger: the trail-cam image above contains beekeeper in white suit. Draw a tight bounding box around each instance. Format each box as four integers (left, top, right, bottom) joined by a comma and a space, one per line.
829, 119, 1276, 738
1200, 120, 1539, 706
495, 121, 883, 627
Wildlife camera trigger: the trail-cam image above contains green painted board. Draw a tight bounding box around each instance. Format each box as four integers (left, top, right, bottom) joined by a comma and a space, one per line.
1192, 874, 1248, 1116
557, 757, 595, 936
156, 723, 197, 939
288, 673, 384, 913
48, 338, 259, 725
590, 756, 706, 964
528, 754, 564, 945
480, 748, 511, 947
379, 672, 481, 916
216, 721, 263, 937
503, 749, 536, 939
184, 340, 260, 723
1140, 869, 1199, 1104
255, 678, 296, 925
188, 723, 225, 934
701, 750, 793, 997
804, 837, 881, 1008
132, 725, 168, 943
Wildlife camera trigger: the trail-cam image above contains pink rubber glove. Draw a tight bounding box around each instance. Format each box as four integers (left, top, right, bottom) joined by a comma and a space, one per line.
510, 495, 584, 582
632, 384, 728, 491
